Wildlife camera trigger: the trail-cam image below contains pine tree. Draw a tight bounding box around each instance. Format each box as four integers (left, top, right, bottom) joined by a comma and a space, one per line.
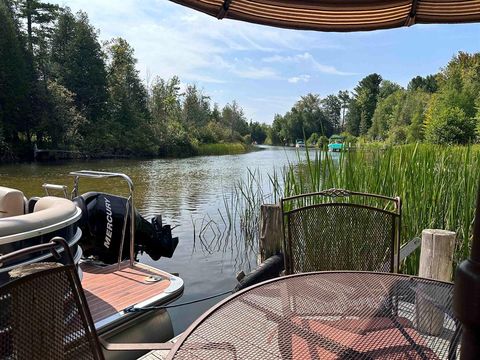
337, 90, 350, 131
50, 10, 108, 126
0, 0, 31, 147
321, 95, 342, 134
10, 0, 59, 80
345, 99, 361, 136
106, 37, 152, 153
182, 85, 210, 128
355, 73, 382, 135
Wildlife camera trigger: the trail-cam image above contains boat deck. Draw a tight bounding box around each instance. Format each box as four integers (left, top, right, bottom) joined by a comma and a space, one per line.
81, 261, 172, 324
137, 335, 181, 360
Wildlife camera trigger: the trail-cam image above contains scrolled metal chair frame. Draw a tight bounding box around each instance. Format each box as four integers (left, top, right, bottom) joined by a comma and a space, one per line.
281, 188, 401, 275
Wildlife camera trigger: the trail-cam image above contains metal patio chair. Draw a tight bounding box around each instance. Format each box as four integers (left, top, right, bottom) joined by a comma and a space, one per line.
281, 189, 401, 275
0, 238, 172, 360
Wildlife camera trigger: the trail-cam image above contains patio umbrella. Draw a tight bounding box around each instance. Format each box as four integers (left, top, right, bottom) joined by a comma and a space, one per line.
169, 0, 480, 32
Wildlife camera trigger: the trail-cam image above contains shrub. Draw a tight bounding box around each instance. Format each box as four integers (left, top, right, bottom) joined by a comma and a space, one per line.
425, 106, 476, 144
387, 126, 408, 145
307, 133, 319, 146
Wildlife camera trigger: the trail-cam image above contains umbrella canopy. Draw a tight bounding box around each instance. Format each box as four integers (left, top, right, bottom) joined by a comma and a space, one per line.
169, 0, 480, 32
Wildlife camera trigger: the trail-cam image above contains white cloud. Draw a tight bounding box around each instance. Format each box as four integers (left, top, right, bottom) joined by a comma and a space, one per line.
288, 75, 311, 83
50, 0, 342, 82
211, 56, 280, 80
263, 52, 355, 76
47, 0, 358, 123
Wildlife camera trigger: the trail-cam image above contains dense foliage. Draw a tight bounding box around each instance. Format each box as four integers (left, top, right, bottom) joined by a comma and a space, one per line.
0, 0, 266, 160
269, 52, 480, 146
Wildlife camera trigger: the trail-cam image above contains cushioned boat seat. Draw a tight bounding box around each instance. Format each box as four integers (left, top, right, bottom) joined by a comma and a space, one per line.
0, 196, 78, 238
0, 186, 26, 218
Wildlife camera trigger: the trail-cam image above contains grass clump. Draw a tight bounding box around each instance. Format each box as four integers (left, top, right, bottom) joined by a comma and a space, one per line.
234, 144, 480, 275
196, 143, 249, 156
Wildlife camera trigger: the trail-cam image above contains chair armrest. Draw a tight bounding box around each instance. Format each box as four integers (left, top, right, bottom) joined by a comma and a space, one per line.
99, 338, 174, 351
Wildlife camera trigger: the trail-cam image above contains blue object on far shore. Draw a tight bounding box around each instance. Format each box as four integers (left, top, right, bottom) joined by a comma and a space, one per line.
328, 143, 343, 152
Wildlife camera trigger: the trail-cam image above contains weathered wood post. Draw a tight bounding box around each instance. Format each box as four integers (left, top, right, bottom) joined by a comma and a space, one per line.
259, 204, 283, 262
419, 229, 456, 281
454, 185, 480, 359
416, 229, 456, 335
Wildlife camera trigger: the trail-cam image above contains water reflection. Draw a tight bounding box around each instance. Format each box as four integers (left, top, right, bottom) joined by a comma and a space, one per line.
0, 146, 323, 333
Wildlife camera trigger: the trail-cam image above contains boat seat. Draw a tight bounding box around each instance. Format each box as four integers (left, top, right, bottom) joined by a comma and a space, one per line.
0, 196, 78, 238
0, 186, 26, 219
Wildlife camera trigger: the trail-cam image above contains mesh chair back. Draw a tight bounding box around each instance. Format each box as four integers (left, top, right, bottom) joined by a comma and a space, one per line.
0, 239, 104, 360
282, 189, 401, 274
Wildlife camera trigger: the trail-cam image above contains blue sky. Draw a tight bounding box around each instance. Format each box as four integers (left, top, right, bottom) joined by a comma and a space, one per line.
52, 0, 480, 124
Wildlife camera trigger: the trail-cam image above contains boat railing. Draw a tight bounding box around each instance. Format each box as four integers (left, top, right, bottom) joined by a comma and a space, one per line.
69, 170, 135, 269
42, 183, 68, 197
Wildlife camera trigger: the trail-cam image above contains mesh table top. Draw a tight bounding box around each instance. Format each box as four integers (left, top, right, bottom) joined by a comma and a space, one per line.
167, 272, 460, 360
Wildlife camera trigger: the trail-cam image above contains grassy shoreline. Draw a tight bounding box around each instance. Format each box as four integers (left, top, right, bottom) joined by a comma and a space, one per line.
4, 142, 256, 163
195, 142, 253, 156
234, 144, 480, 276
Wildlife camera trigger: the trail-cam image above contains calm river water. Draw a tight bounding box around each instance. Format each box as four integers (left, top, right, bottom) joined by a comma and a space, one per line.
0, 145, 314, 334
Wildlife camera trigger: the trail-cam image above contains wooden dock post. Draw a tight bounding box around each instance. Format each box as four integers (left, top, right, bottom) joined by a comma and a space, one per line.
259, 204, 283, 262
416, 229, 456, 335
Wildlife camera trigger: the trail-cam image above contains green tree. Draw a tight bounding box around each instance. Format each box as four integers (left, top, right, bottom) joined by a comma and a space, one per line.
222, 101, 249, 140
149, 76, 183, 145
249, 121, 267, 144
355, 73, 382, 135
425, 104, 475, 144
295, 94, 331, 138
306, 132, 319, 146
9, 0, 59, 52
49, 9, 76, 79
424, 52, 480, 144
211, 103, 221, 123
182, 84, 210, 128
387, 126, 408, 145
369, 89, 406, 140
401, 90, 431, 142
150, 77, 180, 123
379, 80, 402, 100
37, 80, 86, 148
0, 0, 30, 145
9, 0, 59, 80
436, 52, 480, 118
345, 99, 361, 136
408, 75, 438, 93
268, 94, 331, 144
270, 114, 287, 145
50, 10, 108, 127
321, 94, 341, 134
0, 0, 44, 155
337, 90, 350, 131
106, 37, 152, 153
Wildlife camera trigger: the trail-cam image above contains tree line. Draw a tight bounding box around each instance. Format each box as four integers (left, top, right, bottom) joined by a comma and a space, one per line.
269, 52, 480, 146
0, 0, 268, 161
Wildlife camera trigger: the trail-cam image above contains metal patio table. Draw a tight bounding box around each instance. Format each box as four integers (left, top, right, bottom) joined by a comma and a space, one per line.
167, 272, 461, 359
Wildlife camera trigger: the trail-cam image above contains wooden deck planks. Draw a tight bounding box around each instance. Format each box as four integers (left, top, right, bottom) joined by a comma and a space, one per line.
137, 335, 181, 360
81, 261, 171, 323
137, 350, 169, 360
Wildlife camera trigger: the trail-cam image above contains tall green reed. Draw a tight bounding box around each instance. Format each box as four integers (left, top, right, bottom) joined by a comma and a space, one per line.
196, 142, 247, 156
234, 144, 480, 275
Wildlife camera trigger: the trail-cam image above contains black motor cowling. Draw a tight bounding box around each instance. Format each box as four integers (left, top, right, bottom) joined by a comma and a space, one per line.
73, 192, 178, 264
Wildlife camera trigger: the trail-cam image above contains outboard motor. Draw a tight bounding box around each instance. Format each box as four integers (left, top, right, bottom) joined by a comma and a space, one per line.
73, 192, 178, 264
